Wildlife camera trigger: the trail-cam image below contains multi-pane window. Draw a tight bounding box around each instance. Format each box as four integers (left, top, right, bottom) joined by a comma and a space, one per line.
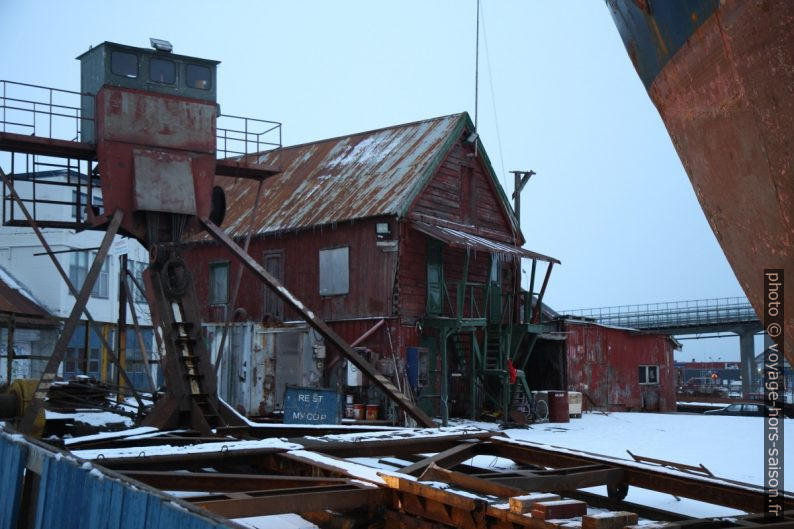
638, 365, 659, 385
68, 251, 108, 298
209, 262, 229, 305
319, 247, 349, 296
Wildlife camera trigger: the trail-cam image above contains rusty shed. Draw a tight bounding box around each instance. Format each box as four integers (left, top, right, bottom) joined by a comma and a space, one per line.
560, 318, 677, 412
184, 112, 560, 422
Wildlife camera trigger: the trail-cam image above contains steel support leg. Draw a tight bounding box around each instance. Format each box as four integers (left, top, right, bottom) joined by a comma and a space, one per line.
739, 328, 756, 397
19, 210, 124, 433
0, 169, 143, 409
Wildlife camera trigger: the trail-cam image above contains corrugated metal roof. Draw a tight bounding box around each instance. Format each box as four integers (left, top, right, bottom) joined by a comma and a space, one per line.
216, 113, 467, 237
0, 266, 58, 326
412, 221, 560, 264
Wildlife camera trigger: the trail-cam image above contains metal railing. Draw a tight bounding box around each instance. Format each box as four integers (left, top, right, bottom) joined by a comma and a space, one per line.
563, 296, 759, 330
217, 113, 281, 161
0, 80, 93, 142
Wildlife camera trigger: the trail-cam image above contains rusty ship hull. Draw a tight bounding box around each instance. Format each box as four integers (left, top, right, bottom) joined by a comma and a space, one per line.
607, 0, 793, 363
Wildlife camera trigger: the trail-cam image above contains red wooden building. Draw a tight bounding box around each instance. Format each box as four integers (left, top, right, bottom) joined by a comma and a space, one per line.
561, 319, 678, 412
184, 113, 560, 421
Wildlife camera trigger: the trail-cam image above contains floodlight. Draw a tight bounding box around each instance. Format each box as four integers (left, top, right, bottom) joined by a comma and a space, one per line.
150, 38, 173, 53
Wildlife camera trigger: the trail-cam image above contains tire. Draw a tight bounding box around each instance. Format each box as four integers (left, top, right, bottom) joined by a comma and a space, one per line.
535, 399, 549, 421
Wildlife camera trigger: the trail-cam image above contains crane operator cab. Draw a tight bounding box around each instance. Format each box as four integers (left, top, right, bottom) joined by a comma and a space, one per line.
77, 39, 220, 246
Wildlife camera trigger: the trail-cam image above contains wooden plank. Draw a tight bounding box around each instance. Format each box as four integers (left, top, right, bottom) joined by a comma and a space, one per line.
582, 511, 639, 529
380, 474, 483, 511
531, 499, 587, 520
509, 493, 562, 514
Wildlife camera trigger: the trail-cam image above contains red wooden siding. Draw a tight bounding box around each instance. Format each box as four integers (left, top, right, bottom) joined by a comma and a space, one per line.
187, 218, 398, 324
564, 321, 676, 412
409, 141, 515, 244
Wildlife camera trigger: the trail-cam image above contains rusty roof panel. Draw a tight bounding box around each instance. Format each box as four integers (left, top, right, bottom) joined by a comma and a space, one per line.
216, 113, 465, 237
412, 221, 560, 264
0, 266, 58, 326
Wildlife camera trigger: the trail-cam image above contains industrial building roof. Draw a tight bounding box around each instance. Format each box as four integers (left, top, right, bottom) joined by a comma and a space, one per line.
214, 112, 519, 238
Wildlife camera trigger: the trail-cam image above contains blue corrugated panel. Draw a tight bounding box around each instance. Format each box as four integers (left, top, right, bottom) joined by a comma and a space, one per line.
0, 436, 28, 528
2, 430, 234, 529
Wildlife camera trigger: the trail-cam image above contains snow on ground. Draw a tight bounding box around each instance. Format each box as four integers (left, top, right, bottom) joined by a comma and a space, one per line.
494, 411, 792, 518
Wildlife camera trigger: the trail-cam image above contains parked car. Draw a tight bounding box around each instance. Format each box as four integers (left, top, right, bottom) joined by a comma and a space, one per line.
681, 377, 729, 396
704, 402, 774, 417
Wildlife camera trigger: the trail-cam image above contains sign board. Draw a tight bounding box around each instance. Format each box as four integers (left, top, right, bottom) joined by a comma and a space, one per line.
283, 386, 341, 425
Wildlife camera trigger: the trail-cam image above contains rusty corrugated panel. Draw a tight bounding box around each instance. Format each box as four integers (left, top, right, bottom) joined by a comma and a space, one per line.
564, 320, 675, 412
412, 221, 560, 263
215, 114, 466, 237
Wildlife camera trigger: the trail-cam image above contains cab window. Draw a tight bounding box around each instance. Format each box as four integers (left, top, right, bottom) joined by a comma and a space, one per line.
149, 58, 176, 85
186, 64, 211, 90
111, 51, 138, 78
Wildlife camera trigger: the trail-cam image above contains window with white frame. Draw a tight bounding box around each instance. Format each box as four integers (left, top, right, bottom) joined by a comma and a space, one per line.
639, 365, 659, 385
209, 261, 229, 305
319, 247, 349, 296
68, 251, 109, 298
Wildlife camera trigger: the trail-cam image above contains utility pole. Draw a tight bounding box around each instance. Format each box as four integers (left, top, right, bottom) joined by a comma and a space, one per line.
510, 170, 535, 223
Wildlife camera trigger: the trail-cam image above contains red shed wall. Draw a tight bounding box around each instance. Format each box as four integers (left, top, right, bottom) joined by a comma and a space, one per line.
565, 321, 676, 412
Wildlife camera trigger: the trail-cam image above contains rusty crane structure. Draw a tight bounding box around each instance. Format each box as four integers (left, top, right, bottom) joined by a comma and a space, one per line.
0, 39, 433, 434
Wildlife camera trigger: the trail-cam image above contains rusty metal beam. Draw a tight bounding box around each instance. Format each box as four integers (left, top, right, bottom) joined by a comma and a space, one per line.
200, 217, 435, 427
483, 438, 791, 513
298, 431, 496, 458
485, 465, 625, 493
0, 131, 96, 159
86, 444, 292, 471
215, 158, 280, 180
192, 486, 389, 518
419, 464, 522, 498
122, 471, 349, 492
399, 440, 478, 476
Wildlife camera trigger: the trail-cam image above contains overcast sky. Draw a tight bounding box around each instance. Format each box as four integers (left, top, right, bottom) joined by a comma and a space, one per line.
0, 1, 750, 360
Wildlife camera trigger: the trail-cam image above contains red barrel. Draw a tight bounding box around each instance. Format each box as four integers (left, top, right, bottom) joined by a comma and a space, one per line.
547, 391, 570, 423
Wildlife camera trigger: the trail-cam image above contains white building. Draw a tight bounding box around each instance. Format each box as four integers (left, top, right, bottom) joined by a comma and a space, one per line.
0, 169, 159, 390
